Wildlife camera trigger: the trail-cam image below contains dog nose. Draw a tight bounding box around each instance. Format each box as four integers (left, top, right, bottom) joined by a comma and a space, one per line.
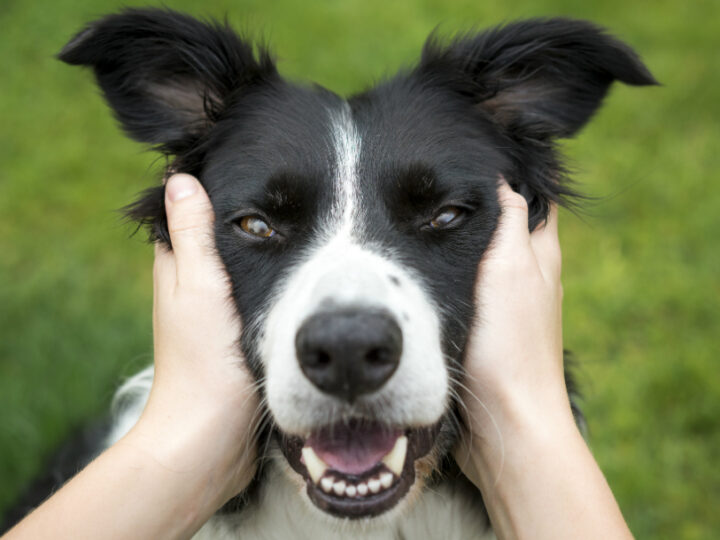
295, 309, 402, 402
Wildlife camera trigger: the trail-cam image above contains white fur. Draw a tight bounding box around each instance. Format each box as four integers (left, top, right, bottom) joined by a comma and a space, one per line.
195, 456, 493, 539
104, 366, 153, 445
329, 103, 360, 233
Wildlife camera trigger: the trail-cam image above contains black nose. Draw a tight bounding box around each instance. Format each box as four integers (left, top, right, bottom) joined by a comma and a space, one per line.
295, 309, 402, 402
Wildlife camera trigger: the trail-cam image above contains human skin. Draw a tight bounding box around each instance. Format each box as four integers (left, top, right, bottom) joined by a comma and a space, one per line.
454, 182, 633, 539
4, 175, 631, 540
5, 174, 258, 540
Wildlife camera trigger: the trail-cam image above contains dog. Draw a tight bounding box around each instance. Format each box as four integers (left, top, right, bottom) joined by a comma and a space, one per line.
2, 9, 656, 538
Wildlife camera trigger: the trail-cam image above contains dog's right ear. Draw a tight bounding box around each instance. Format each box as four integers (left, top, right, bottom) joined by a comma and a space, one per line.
59, 8, 277, 243
418, 18, 657, 229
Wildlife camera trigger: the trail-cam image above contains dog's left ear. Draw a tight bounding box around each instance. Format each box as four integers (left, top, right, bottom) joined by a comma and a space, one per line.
58, 8, 277, 153
420, 18, 658, 227
58, 8, 278, 243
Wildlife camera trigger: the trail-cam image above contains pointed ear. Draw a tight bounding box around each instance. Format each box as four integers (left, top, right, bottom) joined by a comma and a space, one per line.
59, 8, 277, 154
420, 18, 658, 227
422, 18, 658, 139
59, 8, 277, 244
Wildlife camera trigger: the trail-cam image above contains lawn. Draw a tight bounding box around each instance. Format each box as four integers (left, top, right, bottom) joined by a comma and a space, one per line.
1, 0, 718, 537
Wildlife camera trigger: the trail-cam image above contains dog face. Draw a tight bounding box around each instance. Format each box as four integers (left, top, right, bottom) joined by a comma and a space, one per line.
60, 9, 655, 520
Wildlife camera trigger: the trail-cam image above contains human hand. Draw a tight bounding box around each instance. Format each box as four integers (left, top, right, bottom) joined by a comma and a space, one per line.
455, 178, 574, 487
451, 179, 633, 539
3, 175, 260, 539
127, 174, 259, 506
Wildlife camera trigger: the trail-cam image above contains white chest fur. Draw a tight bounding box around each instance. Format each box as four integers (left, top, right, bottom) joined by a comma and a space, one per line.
194, 462, 493, 540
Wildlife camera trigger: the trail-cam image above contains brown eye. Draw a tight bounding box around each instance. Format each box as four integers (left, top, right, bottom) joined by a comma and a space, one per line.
429, 207, 462, 229
238, 215, 276, 238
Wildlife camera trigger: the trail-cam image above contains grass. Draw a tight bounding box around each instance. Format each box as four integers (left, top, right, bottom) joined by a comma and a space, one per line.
1, 0, 718, 537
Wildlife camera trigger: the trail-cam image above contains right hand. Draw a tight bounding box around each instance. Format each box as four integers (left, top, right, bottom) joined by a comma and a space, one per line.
131, 173, 259, 504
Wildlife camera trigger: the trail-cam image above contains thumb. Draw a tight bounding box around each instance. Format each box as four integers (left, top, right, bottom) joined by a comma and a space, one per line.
164, 174, 220, 285
490, 178, 532, 259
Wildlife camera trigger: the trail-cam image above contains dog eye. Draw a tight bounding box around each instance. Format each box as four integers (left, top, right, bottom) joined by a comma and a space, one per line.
429, 207, 463, 229
236, 215, 277, 238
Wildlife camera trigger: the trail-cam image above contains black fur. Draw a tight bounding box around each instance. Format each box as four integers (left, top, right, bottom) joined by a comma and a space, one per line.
3, 9, 656, 532
59, 8, 279, 245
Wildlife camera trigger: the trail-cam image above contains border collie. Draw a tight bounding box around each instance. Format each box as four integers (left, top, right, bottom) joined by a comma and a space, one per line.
2, 9, 656, 538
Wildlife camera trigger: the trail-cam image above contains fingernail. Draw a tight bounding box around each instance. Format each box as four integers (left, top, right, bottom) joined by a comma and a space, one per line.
166, 174, 198, 202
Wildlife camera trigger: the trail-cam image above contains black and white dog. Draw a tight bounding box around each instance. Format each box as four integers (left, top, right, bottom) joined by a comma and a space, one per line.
4, 9, 656, 538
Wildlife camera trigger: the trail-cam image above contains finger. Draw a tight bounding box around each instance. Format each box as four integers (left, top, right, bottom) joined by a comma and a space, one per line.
491, 178, 532, 257
164, 174, 222, 286
530, 204, 562, 282
153, 241, 176, 297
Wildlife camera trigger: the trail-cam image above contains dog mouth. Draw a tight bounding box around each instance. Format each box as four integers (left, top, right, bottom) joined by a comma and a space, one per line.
278, 419, 440, 518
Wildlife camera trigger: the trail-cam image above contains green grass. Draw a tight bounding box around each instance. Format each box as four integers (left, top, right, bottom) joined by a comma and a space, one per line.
1, 0, 718, 537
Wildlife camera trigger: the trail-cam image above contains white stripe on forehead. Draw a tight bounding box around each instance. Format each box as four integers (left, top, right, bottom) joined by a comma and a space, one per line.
329, 103, 361, 235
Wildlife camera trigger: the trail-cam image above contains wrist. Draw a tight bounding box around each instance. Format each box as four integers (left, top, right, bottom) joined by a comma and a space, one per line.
124, 394, 257, 515
464, 374, 581, 485
464, 395, 632, 540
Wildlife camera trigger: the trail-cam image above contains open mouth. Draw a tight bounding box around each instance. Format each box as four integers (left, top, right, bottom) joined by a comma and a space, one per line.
279, 419, 440, 518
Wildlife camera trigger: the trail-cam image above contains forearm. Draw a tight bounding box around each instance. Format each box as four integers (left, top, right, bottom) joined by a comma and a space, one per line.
4, 408, 244, 540
469, 394, 633, 540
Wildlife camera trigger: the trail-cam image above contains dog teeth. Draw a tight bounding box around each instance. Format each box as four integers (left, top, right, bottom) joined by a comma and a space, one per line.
302, 447, 329, 483
332, 480, 346, 496
320, 476, 334, 493
316, 473, 397, 498
381, 435, 408, 476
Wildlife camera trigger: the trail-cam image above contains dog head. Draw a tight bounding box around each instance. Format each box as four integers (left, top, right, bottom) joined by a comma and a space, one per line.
60, 9, 655, 520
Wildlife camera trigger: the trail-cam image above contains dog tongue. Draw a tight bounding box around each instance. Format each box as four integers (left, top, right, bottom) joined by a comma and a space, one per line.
307, 422, 401, 475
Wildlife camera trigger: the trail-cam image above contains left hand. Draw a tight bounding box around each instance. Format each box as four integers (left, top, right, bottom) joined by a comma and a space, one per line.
454, 180, 571, 487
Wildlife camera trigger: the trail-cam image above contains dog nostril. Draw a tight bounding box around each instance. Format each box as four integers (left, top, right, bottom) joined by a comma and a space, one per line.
317, 351, 331, 365
309, 350, 331, 367
365, 347, 391, 365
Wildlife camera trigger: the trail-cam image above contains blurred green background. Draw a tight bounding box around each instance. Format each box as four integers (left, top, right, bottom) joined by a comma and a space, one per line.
1, 0, 718, 537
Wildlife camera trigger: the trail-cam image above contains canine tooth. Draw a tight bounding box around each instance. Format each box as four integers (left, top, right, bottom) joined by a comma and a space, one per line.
368, 478, 381, 493
302, 447, 329, 484
320, 476, 334, 493
381, 435, 408, 476
357, 483, 368, 496
380, 472, 394, 489
333, 480, 346, 496
345, 485, 357, 498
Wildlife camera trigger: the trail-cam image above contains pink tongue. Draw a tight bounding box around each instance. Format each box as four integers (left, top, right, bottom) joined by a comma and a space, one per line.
306, 422, 401, 475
